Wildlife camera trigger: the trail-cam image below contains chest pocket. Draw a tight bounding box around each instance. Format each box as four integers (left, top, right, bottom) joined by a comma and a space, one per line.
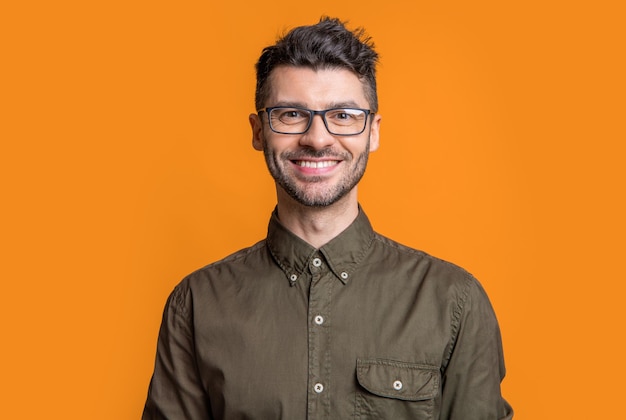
355, 358, 440, 420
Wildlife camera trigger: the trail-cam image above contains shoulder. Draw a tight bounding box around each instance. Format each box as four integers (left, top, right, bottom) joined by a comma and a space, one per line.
372, 233, 499, 319
164, 239, 269, 309
368, 232, 496, 316
182, 239, 269, 283
372, 232, 475, 285
168, 239, 278, 299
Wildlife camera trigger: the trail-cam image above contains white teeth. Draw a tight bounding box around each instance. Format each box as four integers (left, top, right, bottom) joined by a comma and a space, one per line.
296, 160, 338, 168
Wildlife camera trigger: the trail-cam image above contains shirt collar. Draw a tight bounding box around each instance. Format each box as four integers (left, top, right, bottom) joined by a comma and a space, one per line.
266, 206, 376, 286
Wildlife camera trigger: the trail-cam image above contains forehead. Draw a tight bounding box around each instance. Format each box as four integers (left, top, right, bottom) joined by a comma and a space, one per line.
265, 66, 368, 108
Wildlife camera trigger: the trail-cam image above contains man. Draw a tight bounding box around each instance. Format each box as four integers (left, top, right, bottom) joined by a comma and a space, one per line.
143, 17, 513, 419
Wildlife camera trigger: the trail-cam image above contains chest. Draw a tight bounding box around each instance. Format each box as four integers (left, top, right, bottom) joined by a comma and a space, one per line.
191, 268, 452, 419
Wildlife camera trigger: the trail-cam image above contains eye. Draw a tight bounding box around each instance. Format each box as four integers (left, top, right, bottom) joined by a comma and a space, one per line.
282, 110, 299, 118
328, 110, 353, 120
276, 108, 308, 122
327, 109, 364, 125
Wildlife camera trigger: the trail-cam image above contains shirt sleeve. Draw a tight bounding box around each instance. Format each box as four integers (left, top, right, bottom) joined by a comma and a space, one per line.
440, 278, 514, 419
142, 280, 212, 419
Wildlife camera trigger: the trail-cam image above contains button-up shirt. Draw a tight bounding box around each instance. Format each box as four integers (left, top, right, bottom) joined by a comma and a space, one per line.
143, 209, 513, 419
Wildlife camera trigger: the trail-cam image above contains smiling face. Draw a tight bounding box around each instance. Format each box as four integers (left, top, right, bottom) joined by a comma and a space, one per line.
250, 66, 381, 208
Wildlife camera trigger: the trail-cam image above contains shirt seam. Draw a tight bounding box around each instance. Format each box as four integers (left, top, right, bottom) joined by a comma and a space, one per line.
442, 273, 473, 370
371, 232, 478, 372
199, 240, 267, 270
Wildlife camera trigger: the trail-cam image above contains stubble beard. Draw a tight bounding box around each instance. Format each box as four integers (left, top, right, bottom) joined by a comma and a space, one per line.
263, 139, 370, 208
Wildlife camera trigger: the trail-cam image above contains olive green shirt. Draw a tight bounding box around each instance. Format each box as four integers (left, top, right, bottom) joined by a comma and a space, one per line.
143, 209, 513, 419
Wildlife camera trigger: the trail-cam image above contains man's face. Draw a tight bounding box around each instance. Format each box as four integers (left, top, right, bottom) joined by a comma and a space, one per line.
250, 66, 381, 208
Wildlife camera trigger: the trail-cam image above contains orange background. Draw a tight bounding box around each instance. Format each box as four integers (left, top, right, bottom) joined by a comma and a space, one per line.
1, 1, 624, 418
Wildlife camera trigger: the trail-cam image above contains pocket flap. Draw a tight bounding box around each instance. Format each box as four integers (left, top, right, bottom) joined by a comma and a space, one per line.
356, 358, 440, 401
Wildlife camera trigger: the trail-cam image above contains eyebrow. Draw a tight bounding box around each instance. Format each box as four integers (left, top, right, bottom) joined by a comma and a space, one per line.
271, 101, 364, 109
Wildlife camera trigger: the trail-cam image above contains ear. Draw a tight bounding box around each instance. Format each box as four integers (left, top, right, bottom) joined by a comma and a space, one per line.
249, 113, 264, 151
368, 113, 381, 152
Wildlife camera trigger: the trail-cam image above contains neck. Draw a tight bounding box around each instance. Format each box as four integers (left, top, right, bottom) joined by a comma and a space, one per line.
275, 189, 359, 249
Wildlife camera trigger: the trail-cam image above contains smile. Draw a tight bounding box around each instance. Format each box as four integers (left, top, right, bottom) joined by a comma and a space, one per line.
293, 160, 339, 168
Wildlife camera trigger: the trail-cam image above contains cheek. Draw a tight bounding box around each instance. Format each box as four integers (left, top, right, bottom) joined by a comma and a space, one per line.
265, 136, 296, 156
345, 138, 371, 158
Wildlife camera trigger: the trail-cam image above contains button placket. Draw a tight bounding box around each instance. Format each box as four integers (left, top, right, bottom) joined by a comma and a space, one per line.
307, 254, 332, 417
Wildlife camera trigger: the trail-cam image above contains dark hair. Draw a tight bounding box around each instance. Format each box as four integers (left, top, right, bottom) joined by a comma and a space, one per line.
254, 17, 379, 112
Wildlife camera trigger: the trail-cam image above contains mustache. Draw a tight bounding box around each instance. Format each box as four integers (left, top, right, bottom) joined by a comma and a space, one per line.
281, 149, 350, 160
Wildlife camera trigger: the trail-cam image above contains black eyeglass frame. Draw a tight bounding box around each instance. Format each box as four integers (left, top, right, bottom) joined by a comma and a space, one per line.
257, 106, 373, 136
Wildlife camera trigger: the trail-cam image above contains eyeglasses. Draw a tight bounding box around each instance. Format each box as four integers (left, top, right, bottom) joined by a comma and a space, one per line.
258, 106, 372, 136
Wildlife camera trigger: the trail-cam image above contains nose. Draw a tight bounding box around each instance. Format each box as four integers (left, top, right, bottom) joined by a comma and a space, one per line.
299, 114, 336, 149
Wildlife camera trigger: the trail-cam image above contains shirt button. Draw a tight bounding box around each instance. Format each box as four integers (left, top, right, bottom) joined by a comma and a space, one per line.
314, 315, 324, 325
290, 274, 298, 281
314, 383, 324, 393
312, 258, 322, 267
340, 271, 349, 279
393, 380, 403, 390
